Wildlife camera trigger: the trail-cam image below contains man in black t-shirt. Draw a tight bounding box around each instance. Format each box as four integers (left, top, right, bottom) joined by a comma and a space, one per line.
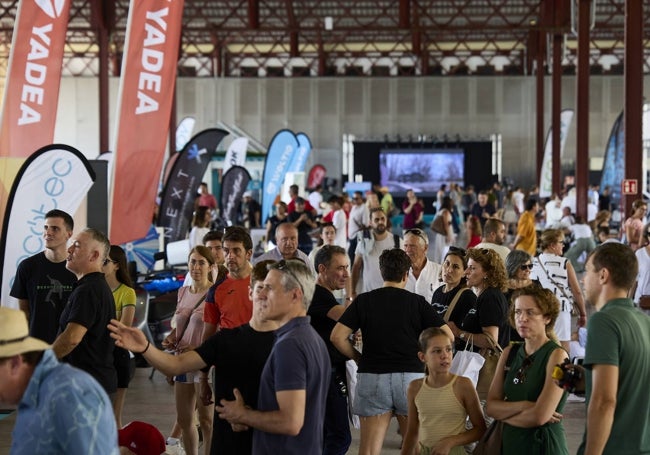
108, 260, 279, 455
309, 245, 352, 455
52, 227, 117, 395
10, 209, 77, 343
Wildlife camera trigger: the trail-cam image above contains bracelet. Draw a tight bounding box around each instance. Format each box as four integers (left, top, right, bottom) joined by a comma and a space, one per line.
140, 341, 150, 355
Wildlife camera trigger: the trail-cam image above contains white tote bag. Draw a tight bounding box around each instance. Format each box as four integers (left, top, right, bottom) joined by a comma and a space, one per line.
450, 335, 485, 388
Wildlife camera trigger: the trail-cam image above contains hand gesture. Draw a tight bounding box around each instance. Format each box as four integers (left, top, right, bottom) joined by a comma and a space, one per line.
216, 388, 247, 424
108, 319, 148, 353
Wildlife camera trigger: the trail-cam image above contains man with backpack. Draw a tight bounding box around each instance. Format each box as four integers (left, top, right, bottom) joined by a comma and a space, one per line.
351, 207, 403, 298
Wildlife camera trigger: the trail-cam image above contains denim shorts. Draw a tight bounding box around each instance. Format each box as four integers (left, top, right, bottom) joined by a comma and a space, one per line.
353, 372, 424, 417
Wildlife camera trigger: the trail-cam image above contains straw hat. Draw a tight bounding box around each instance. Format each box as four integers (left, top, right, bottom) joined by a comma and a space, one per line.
0, 307, 51, 357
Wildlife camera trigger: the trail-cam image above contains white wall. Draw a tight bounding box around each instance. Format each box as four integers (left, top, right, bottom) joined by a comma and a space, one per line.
53, 75, 650, 187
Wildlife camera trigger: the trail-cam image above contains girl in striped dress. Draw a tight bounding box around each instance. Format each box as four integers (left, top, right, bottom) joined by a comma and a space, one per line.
401, 328, 486, 455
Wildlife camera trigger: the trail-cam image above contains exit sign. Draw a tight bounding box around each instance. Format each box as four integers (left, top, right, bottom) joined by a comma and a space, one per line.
622, 179, 638, 195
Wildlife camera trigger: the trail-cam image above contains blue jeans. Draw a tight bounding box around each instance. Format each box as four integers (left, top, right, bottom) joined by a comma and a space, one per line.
323, 366, 352, 455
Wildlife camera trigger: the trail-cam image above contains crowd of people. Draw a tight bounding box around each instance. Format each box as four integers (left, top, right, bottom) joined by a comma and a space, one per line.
1, 179, 650, 455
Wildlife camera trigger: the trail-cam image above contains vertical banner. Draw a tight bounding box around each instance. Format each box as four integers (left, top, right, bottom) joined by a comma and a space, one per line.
287, 132, 312, 173
175, 116, 196, 152
599, 111, 625, 208
157, 128, 228, 243
307, 164, 327, 189
0, 0, 72, 231
0, 144, 96, 309
220, 166, 252, 226
539, 109, 574, 198
222, 137, 249, 174
110, 0, 185, 245
261, 129, 300, 224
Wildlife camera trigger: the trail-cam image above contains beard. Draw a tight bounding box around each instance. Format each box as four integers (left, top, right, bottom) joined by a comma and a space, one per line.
373, 225, 386, 235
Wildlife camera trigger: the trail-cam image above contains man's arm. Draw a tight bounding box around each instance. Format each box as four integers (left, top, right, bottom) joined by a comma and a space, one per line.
18, 299, 30, 322
330, 322, 360, 362
584, 364, 618, 455
109, 319, 207, 376
217, 388, 306, 435
52, 322, 88, 358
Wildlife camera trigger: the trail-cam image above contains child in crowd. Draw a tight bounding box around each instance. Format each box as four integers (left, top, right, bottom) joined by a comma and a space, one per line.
401, 328, 486, 455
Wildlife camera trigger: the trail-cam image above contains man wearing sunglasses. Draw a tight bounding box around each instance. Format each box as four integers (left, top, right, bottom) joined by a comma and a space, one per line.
216, 259, 329, 454
403, 228, 442, 303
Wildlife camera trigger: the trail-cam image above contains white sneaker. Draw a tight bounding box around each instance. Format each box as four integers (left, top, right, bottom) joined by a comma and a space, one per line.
567, 393, 585, 403
165, 438, 185, 455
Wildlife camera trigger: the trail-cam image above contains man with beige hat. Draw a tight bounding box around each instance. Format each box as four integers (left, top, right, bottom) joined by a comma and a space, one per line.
0, 307, 117, 454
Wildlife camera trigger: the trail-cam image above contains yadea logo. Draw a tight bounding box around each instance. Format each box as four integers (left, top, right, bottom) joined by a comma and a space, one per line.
35, 0, 66, 19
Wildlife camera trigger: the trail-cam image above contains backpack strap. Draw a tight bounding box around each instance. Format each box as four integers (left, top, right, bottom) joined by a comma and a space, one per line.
393, 233, 400, 249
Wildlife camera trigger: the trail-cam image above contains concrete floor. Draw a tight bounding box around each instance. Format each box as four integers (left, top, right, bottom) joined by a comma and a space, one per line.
0, 365, 586, 454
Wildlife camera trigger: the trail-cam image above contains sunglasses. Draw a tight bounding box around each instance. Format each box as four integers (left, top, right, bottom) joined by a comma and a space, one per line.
513, 356, 534, 385
273, 259, 305, 294
405, 228, 427, 243
520, 264, 534, 271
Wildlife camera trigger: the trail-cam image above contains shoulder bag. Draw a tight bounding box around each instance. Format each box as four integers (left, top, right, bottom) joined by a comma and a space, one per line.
443, 287, 468, 323
473, 343, 522, 455
476, 332, 503, 400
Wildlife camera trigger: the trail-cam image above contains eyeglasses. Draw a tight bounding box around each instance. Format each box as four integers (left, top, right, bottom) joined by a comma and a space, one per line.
103, 258, 117, 266
405, 228, 427, 244
513, 356, 534, 385
274, 259, 305, 294
520, 264, 534, 271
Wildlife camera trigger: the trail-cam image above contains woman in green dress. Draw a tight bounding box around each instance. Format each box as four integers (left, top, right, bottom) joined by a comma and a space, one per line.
486, 286, 570, 454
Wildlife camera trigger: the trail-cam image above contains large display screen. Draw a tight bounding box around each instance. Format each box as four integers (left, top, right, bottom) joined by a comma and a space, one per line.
379, 148, 464, 196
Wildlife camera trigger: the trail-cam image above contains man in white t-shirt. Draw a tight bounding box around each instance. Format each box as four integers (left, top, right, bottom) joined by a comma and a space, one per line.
351, 207, 402, 297
402, 228, 442, 303
565, 216, 596, 273
308, 184, 324, 216
473, 218, 511, 264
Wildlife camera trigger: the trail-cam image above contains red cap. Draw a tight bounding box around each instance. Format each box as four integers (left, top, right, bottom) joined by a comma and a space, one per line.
118, 421, 166, 455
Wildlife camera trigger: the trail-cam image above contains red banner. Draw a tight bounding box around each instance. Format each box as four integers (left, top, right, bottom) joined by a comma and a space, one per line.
110, 0, 185, 244
0, 0, 71, 228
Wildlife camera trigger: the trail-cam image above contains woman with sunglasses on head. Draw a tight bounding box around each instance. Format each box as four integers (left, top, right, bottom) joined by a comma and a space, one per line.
530, 229, 587, 353
102, 245, 137, 429
430, 247, 476, 328
505, 250, 542, 342
450, 248, 509, 355
486, 286, 569, 455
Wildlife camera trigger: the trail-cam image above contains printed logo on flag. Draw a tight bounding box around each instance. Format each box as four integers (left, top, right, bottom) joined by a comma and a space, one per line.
35, 0, 66, 19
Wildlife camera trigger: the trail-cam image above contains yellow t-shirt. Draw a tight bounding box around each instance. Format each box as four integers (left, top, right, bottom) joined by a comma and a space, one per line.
113, 284, 136, 321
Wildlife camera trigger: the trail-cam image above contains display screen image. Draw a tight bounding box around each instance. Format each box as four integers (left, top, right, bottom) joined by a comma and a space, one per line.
379, 148, 464, 196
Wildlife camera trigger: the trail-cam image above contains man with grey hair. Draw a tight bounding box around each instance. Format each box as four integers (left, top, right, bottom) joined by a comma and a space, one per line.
52, 227, 117, 396
216, 259, 329, 454
403, 228, 442, 302
254, 222, 315, 275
